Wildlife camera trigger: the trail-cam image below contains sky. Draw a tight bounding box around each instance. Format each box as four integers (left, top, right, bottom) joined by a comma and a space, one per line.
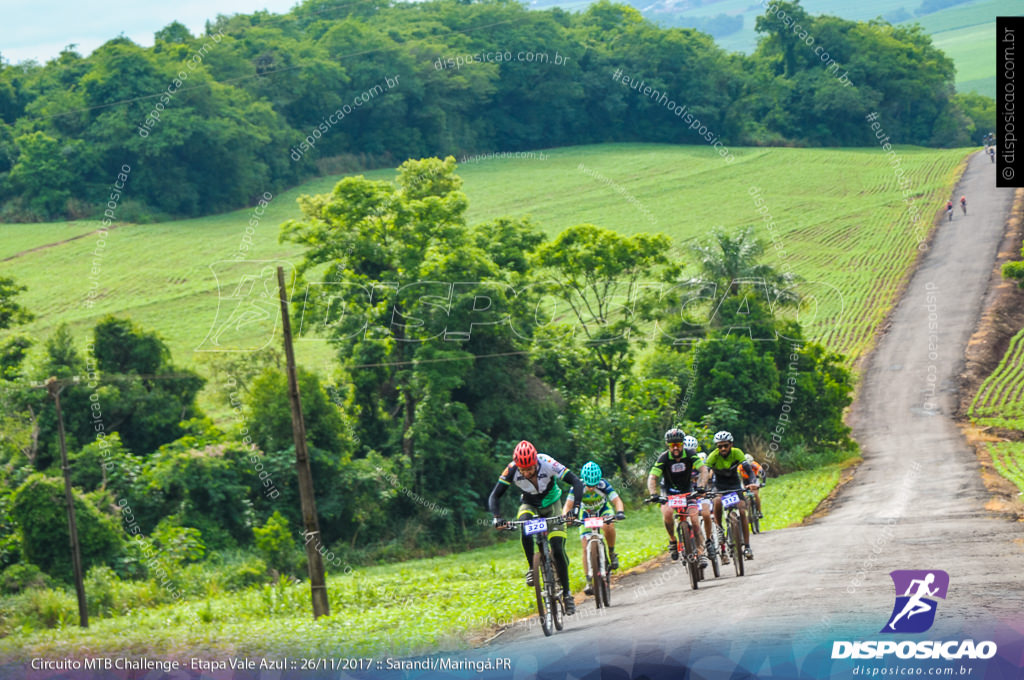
0, 0, 303, 64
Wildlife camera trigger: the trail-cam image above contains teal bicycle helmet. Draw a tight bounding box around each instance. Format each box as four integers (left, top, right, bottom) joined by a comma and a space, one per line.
581, 461, 602, 486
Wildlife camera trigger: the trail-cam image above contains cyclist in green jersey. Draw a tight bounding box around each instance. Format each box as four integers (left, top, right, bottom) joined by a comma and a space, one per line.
705, 431, 759, 560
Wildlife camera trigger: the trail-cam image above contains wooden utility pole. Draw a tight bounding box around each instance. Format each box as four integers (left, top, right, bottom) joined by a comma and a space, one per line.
276, 267, 330, 619
46, 377, 88, 627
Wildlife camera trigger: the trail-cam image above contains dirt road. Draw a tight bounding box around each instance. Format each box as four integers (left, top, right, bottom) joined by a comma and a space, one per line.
432, 151, 1023, 678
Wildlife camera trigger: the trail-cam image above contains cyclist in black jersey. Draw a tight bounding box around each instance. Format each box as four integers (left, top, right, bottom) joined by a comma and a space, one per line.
647, 428, 709, 566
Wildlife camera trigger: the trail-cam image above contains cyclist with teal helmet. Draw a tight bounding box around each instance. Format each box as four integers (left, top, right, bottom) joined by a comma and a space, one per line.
566, 461, 625, 595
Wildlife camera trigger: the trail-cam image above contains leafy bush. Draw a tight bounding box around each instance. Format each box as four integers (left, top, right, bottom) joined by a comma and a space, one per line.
220, 556, 269, 591
152, 517, 206, 565
0, 563, 51, 595
84, 565, 123, 617
10, 474, 125, 583
775, 443, 851, 473
18, 587, 77, 629
253, 511, 298, 576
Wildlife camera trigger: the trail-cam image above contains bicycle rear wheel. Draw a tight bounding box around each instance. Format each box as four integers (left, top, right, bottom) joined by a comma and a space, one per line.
727, 513, 745, 577
748, 496, 760, 535
532, 552, 553, 636
588, 539, 605, 609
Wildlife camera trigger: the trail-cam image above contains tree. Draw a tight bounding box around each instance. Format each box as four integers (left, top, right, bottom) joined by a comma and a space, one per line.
89, 316, 205, 455
244, 366, 347, 455
532, 223, 674, 407
685, 335, 782, 440
10, 474, 124, 582
0, 276, 33, 330
754, 0, 813, 78
690, 226, 798, 305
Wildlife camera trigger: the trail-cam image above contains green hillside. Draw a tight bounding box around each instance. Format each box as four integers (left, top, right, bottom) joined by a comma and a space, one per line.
3, 142, 968, 378
633, 0, 1004, 97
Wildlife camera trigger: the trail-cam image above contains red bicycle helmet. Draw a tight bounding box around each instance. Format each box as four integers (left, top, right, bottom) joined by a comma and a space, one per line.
513, 440, 538, 468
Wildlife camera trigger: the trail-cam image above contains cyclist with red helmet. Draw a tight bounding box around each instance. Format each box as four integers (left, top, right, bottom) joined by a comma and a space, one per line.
647, 428, 709, 566
488, 440, 585, 615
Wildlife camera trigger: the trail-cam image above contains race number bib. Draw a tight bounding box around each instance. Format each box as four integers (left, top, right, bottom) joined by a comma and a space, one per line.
671, 462, 687, 473
667, 494, 689, 508
721, 492, 740, 508
523, 518, 548, 536
584, 517, 605, 529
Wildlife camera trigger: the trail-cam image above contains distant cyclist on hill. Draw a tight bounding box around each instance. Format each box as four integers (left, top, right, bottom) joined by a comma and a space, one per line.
960, 195, 967, 215
489, 441, 585, 615
945, 200, 954, 222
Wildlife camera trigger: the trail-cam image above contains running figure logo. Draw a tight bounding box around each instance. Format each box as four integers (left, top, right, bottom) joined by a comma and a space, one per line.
196, 261, 292, 352
881, 570, 949, 634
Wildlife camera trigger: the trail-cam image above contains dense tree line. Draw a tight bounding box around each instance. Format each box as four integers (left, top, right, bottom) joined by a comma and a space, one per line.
0, 0, 993, 221
0, 159, 854, 583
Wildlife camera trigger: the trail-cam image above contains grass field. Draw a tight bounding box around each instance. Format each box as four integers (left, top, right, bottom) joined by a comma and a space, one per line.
930, 22, 995, 98
987, 442, 1024, 495
0, 463, 845, 660
968, 327, 1024, 430
906, 0, 1003, 95
0, 144, 968, 391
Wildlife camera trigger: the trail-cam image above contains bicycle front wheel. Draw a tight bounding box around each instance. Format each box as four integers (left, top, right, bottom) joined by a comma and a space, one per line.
678, 523, 699, 590
727, 513, 745, 577
588, 539, 605, 609
532, 552, 553, 636
542, 547, 564, 631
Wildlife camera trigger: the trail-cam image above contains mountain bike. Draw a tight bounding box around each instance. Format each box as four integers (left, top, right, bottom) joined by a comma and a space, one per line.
705, 489, 747, 577
961, 200, 967, 215
581, 515, 621, 609
946, 207, 953, 222
502, 516, 573, 637
645, 493, 704, 590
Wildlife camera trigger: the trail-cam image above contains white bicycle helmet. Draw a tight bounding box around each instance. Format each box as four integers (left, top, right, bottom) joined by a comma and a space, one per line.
713, 431, 734, 444
683, 435, 699, 452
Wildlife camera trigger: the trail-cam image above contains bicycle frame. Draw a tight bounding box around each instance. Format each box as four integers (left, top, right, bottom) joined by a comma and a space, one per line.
705, 489, 747, 577
503, 515, 573, 635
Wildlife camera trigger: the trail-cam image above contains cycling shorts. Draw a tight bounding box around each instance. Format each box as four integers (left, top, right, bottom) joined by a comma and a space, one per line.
517, 499, 567, 541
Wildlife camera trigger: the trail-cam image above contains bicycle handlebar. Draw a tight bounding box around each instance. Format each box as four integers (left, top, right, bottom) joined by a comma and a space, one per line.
499, 516, 577, 531
644, 490, 707, 505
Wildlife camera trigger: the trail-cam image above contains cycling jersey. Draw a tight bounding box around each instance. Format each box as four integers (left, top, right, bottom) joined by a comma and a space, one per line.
565, 479, 620, 514
650, 450, 704, 493
705, 446, 751, 490
739, 459, 764, 484
491, 453, 572, 509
